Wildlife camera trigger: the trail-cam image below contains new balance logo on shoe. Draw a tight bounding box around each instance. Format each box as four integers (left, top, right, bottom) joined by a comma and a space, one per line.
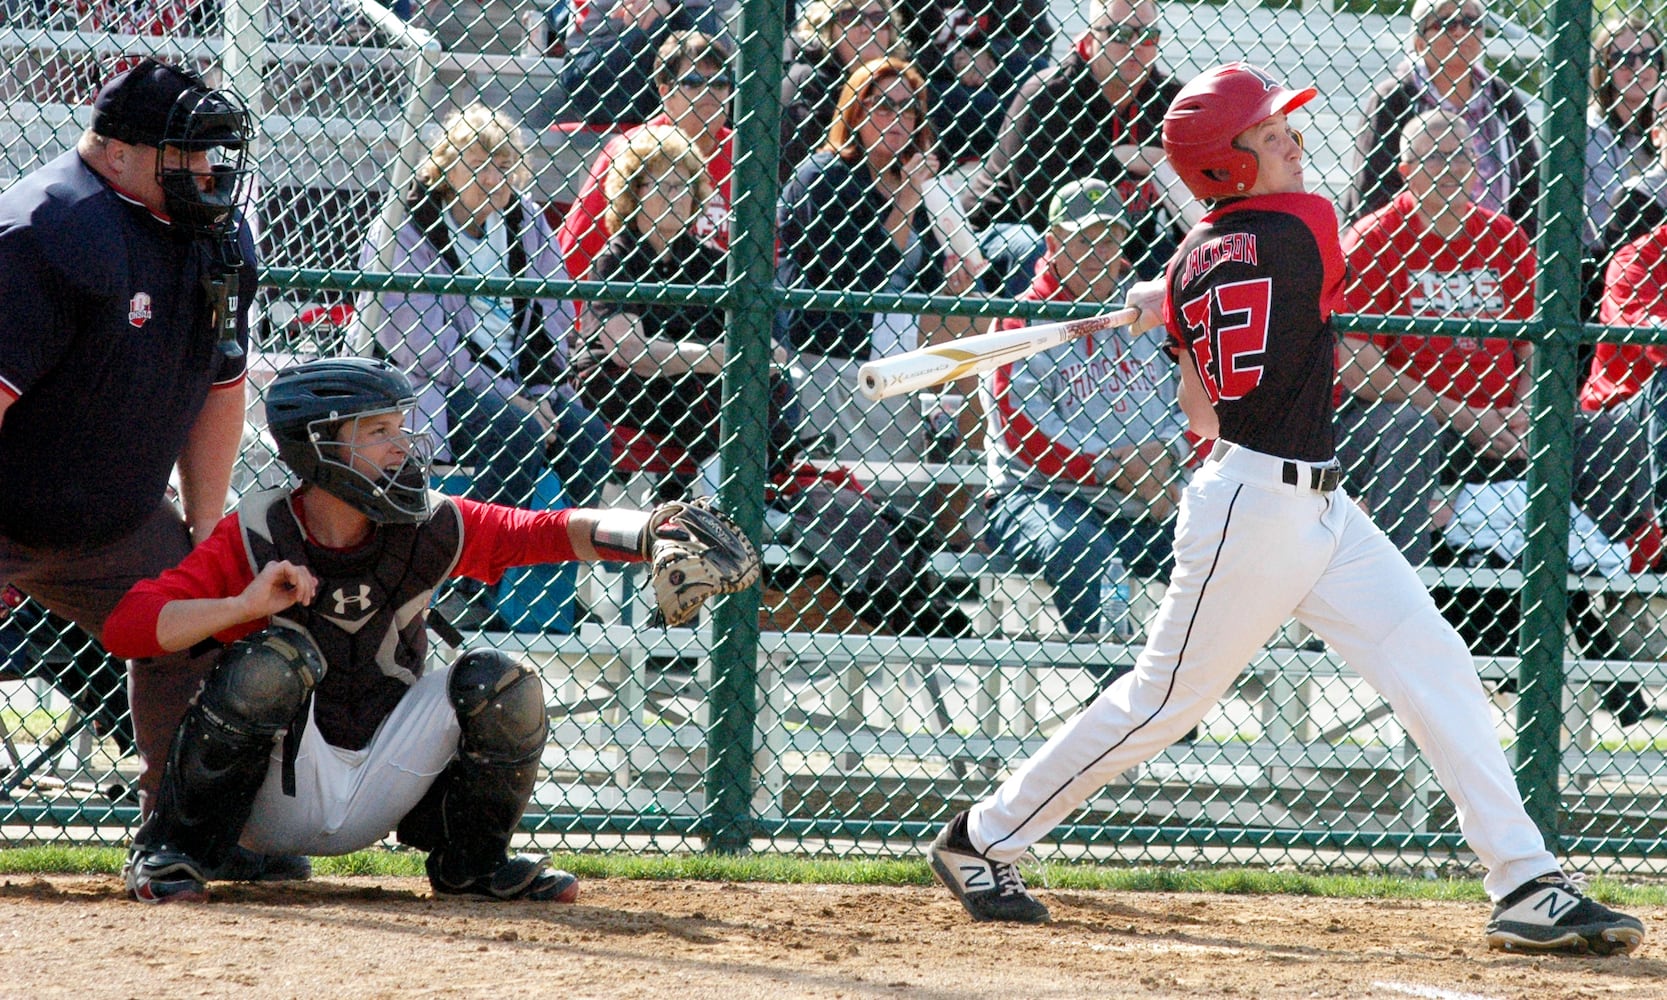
1486, 872, 1646, 955
957, 864, 993, 891
1533, 889, 1578, 921
927, 811, 1050, 925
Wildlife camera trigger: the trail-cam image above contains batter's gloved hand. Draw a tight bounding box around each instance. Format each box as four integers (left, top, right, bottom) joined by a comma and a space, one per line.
642, 497, 761, 627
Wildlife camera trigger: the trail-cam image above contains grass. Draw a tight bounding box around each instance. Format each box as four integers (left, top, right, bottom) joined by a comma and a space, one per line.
3, 846, 1664, 908
0, 708, 73, 741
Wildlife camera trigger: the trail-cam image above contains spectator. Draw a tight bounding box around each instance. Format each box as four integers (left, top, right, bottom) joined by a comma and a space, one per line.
1586, 224, 1667, 511
574, 124, 797, 470
1584, 15, 1661, 320
0, 60, 269, 850
896, 0, 1052, 77
365, 105, 614, 510
559, 31, 733, 283
959, 0, 1185, 295
777, 57, 978, 467
576, 125, 970, 635
981, 179, 1181, 643
553, 0, 730, 127
781, 0, 910, 181
1599, 58, 1667, 254
898, 0, 1050, 164
1338, 110, 1661, 585
1344, 0, 1539, 233
103, 357, 719, 904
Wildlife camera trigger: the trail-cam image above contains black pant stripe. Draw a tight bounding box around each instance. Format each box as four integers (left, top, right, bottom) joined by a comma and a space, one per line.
985, 483, 1246, 855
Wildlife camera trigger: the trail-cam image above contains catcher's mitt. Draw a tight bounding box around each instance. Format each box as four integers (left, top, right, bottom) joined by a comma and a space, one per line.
644, 497, 762, 627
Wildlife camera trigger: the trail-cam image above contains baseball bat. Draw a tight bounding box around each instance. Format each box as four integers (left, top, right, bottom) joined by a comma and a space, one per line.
856, 307, 1140, 401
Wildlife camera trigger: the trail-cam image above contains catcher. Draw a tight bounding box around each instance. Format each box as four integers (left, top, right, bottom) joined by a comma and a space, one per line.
100, 357, 758, 904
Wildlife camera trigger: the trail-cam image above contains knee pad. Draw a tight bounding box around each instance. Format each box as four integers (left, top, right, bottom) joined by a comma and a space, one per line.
202, 626, 326, 738
448, 648, 547, 764
137, 628, 323, 865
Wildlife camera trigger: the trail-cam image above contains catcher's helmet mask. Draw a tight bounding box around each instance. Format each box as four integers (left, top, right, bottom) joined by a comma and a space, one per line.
265, 359, 435, 524
1162, 62, 1317, 201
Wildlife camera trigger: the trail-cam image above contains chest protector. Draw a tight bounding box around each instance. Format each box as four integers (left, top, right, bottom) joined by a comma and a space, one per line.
239, 488, 464, 750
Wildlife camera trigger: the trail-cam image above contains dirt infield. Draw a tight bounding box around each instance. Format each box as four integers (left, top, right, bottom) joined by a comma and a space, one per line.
2, 875, 1663, 999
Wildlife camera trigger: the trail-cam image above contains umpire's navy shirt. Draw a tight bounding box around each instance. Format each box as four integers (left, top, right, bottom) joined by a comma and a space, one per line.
0, 149, 253, 549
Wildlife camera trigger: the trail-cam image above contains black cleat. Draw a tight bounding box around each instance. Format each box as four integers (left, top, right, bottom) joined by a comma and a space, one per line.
201, 844, 312, 883
427, 851, 580, 902
1486, 872, 1645, 955
124, 845, 209, 905
927, 811, 1050, 923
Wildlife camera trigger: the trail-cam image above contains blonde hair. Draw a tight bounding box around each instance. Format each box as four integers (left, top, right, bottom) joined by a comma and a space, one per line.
414, 104, 531, 193
601, 125, 714, 235
794, 0, 907, 60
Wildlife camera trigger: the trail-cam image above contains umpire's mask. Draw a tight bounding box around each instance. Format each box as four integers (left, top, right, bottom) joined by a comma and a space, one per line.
156, 86, 254, 242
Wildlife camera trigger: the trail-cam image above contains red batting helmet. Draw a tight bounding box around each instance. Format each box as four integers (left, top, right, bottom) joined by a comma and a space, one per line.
1162, 62, 1317, 200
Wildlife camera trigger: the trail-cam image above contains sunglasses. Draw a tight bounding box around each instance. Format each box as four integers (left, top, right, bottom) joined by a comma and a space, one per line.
835, 8, 892, 29
1422, 13, 1485, 36
1091, 22, 1161, 46
675, 70, 734, 90
1609, 48, 1662, 71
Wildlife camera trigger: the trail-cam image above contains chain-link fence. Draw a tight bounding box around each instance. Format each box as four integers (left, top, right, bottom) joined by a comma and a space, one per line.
4, 0, 1667, 872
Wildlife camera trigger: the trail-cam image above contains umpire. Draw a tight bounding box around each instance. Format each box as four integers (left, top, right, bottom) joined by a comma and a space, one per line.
0, 58, 302, 880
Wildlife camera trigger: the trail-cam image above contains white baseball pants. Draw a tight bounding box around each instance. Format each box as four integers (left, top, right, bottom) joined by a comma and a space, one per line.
967, 442, 1559, 900
238, 664, 462, 857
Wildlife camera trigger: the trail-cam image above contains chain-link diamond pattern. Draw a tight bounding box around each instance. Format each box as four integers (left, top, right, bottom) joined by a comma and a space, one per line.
3, 0, 1666, 874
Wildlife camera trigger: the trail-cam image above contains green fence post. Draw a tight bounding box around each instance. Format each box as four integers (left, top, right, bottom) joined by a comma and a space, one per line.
1518, 0, 1592, 851
702, 0, 786, 854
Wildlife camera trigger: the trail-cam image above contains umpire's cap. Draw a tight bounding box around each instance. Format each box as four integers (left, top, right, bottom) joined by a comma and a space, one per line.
91, 58, 245, 149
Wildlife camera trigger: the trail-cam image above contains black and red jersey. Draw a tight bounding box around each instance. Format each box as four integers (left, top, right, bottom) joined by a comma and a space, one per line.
1163, 192, 1346, 463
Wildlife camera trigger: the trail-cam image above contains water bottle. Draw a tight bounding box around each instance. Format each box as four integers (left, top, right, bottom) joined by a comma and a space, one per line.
1100, 560, 1135, 642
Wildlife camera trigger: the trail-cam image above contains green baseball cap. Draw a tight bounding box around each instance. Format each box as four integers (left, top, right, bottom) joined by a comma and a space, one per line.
1047, 179, 1133, 237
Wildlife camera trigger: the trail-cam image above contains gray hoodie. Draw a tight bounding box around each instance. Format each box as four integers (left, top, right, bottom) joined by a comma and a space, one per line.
980, 271, 1187, 516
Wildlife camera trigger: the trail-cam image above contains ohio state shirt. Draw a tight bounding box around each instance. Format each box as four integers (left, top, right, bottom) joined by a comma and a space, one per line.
1164, 192, 1346, 462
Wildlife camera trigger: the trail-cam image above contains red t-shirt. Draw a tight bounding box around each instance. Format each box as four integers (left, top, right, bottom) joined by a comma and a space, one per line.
102, 495, 599, 659
1583, 226, 1667, 411
556, 116, 733, 281
1342, 192, 1534, 408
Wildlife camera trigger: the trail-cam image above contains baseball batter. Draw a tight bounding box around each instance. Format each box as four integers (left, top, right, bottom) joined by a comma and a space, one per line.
928, 63, 1646, 955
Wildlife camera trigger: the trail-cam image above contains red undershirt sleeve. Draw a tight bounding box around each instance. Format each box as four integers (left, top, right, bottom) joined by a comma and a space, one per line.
101, 515, 258, 659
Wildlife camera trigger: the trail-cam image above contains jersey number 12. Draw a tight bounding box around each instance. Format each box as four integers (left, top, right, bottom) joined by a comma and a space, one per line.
1178, 278, 1272, 402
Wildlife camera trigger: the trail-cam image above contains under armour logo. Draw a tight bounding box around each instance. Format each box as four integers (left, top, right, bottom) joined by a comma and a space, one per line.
331, 584, 373, 616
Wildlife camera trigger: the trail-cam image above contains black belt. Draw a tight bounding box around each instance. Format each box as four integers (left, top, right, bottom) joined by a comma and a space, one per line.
1282, 461, 1341, 493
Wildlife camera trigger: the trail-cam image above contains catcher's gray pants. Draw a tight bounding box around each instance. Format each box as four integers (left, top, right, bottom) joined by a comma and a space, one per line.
239, 664, 461, 856
0, 501, 219, 814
